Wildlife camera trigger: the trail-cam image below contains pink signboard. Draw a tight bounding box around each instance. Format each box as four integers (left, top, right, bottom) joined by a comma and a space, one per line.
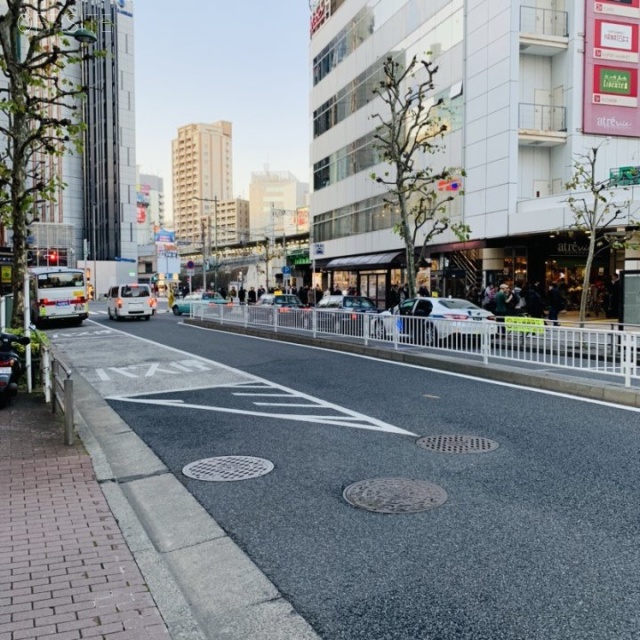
584, 0, 640, 136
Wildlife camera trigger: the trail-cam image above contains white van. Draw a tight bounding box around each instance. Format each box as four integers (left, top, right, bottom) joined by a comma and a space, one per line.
106, 284, 156, 320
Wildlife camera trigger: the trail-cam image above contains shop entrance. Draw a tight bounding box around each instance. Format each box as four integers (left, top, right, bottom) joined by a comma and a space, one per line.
360, 271, 387, 308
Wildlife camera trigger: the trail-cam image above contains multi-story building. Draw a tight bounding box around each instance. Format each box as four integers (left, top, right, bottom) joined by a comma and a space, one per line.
309, 0, 640, 307
249, 171, 309, 238
12, 0, 136, 267
136, 171, 165, 245
172, 121, 233, 244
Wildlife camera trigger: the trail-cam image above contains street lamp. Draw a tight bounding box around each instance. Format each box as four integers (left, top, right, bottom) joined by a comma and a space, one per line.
192, 196, 219, 292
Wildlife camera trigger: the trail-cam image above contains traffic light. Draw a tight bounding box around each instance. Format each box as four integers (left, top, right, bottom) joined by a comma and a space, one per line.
48, 251, 58, 265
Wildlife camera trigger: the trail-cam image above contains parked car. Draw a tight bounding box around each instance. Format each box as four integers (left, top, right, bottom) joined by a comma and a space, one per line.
316, 295, 380, 335
375, 297, 497, 345
172, 291, 227, 316
107, 283, 155, 321
250, 293, 311, 328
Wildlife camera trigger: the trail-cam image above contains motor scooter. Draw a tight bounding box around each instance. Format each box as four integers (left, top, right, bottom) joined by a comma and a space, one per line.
0, 332, 31, 408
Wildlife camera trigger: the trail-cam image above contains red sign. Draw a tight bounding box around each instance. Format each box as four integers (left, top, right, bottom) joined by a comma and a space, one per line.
584, 0, 640, 136
595, 0, 640, 19
594, 18, 639, 61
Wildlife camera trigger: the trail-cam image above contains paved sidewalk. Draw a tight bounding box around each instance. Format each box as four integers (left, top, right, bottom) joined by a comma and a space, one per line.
0, 394, 170, 640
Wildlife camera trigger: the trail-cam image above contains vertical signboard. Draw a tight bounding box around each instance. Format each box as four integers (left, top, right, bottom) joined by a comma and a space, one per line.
584, 0, 640, 136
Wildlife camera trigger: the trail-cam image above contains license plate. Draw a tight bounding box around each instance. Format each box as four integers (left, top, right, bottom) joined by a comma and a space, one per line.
56, 300, 70, 307
0, 367, 12, 374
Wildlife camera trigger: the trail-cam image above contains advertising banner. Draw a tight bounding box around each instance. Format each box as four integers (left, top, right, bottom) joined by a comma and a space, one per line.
584, 0, 640, 136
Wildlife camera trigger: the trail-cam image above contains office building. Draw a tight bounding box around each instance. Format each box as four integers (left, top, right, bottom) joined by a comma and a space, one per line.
309, 0, 640, 306
137, 171, 166, 245
172, 121, 234, 244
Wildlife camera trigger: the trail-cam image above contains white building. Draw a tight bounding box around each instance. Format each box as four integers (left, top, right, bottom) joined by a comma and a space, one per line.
309, 0, 640, 307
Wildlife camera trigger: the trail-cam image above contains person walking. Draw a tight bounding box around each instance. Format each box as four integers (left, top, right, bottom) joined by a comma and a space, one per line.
167, 287, 175, 313
247, 287, 257, 305
547, 281, 563, 326
238, 286, 246, 305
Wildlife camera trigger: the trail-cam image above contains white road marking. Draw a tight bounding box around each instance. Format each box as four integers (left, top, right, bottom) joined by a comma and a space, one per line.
180, 322, 640, 414
232, 393, 294, 397
253, 403, 321, 408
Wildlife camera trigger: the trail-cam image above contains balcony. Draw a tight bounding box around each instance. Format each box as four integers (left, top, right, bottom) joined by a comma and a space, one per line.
519, 103, 567, 146
520, 6, 569, 56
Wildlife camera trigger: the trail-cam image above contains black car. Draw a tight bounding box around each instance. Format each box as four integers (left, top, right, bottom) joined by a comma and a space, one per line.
315, 295, 380, 335
249, 294, 311, 328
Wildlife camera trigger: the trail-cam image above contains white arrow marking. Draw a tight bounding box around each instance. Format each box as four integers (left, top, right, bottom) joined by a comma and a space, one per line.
144, 363, 180, 377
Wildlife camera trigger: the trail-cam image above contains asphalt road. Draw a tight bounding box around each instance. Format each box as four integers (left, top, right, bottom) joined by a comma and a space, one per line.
49, 305, 640, 640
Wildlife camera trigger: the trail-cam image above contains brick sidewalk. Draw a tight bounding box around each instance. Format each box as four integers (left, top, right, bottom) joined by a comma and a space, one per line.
0, 394, 170, 640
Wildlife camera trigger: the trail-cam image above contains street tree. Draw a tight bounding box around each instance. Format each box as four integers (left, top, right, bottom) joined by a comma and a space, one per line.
564, 143, 638, 324
0, 0, 96, 326
370, 54, 469, 298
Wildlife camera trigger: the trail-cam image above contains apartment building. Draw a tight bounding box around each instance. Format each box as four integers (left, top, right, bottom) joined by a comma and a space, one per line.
172, 121, 233, 244
309, 0, 640, 306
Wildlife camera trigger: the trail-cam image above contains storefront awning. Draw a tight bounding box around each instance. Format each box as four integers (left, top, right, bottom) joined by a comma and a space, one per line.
323, 251, 405, 270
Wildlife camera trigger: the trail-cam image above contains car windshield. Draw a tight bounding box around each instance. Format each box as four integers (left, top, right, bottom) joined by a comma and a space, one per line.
345, 297, 376, 309
437, 299, 479, 310
202, 293, 223, 300
121, 286, 149, 298
274, 295, 301, 305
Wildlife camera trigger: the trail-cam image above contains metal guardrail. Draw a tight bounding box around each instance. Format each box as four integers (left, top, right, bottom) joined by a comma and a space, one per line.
42, 346, 74, 445
519, 103, 566, 132
520, 5, 568, 37
191, 303, 640, 388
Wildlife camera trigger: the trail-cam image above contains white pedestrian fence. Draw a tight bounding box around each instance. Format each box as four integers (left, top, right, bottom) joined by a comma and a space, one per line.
190, 303, 640, 388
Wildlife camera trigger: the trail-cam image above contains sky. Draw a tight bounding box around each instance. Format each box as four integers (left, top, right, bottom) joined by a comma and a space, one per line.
133, 1, 311, 215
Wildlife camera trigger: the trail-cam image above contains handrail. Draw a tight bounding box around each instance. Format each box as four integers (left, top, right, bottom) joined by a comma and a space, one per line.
46, 346, 74, 445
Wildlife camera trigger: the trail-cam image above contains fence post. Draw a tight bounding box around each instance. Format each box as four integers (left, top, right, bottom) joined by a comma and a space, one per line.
42, 347, 51, 404
63, 377, 74, 445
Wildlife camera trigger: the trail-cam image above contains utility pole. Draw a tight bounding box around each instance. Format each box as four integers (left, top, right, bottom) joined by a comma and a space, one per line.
213, 196, 219, 293
201, 218, 207, 292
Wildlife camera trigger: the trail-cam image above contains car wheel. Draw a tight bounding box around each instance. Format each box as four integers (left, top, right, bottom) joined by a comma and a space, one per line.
172, 306, 181, 316
144, 315, 151, 321
371, 319, 387, 340
424, 322, 438, 346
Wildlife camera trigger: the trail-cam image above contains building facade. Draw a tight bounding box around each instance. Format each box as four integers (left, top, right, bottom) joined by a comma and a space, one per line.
309, 0, 640, 307
249, 171, 309, 237
137, 171, 165, 246
172, 121, 234, 244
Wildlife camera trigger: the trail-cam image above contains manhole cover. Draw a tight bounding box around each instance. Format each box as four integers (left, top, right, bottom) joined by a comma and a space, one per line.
416, 435, 499, 454
343, 477, 447, 514
182, 456, 274, 482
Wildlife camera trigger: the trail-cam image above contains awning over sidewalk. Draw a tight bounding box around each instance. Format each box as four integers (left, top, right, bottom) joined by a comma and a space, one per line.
322, 251, 405, 270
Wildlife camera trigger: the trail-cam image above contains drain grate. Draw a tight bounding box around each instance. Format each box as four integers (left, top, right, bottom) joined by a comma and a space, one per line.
343, 477, 447, 514
416, 435, 499, 454
182, 456, 274, 482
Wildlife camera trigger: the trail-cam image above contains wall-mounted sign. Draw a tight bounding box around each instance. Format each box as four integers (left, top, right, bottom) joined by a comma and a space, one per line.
595, 0, 640, 20
594, 19, 639, 62
593, 65, 638, 106
584, 0, 640, 136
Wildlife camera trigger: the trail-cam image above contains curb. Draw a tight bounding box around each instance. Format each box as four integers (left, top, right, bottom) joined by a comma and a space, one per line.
71, 372, 321, 640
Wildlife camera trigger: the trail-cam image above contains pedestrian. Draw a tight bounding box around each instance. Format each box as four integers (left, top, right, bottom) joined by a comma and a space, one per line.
299, 285, 309, 306
229, 286, 237, 299
495, 283, 511, 318
257, 285, 266, 299
238, 286, 246, 304
167, 287, 175, 313
547, 281, 563, 326
523, 282, 544, 318
386, 283, 400, 310
606, 273, 620, 318
482, 283, 497, 313
247, 286, 257, 305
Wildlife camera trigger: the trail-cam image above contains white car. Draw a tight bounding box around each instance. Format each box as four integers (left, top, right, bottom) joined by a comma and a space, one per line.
374, 297, 498, 345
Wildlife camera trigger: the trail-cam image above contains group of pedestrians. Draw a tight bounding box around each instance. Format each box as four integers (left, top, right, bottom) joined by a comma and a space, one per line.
481, 280, 556, 323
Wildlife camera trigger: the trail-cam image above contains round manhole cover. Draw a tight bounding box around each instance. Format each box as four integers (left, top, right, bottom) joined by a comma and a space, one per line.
343, 477, 447, 514
182, 456, 274, 482
416, 435, 499, 454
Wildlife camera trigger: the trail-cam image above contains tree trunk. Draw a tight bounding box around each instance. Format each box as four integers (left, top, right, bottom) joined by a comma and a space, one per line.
399, 199, 416, 298
578, 232, 598, 326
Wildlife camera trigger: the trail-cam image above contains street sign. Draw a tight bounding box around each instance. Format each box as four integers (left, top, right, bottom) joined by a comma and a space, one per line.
187, 268, 195, 276
282, 266, 291, 275
186, 260, 195, 269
